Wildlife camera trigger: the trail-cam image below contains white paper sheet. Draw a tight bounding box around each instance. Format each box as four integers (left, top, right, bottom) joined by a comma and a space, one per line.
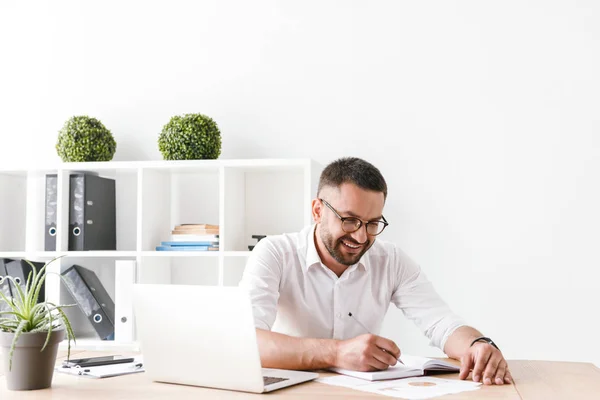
317, 375, 481, 399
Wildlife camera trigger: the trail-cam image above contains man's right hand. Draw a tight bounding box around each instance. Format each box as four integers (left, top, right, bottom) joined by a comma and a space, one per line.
334, 334, 401, 372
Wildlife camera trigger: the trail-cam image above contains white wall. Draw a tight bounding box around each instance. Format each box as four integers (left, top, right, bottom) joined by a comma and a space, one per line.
1, 1, 599, 365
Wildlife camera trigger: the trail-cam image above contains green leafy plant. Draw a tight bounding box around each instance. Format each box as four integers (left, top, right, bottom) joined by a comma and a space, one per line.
56, 116, 117, 162
158, 113, 222, 160
0, 259, 76, 370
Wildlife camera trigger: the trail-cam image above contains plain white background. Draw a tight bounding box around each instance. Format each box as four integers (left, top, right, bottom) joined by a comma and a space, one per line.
1, 1, 598, 366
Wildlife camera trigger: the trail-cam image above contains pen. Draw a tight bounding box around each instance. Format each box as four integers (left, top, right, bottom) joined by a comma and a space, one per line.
348, 312, 405, 365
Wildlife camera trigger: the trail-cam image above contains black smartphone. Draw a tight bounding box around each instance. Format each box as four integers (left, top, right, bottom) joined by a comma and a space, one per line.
62, 355, 135, 368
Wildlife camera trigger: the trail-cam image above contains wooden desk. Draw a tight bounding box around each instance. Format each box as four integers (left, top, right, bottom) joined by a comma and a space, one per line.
1, 351, 599, 399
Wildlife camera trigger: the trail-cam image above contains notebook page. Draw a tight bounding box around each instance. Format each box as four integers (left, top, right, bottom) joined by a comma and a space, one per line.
400, 354, 459, 371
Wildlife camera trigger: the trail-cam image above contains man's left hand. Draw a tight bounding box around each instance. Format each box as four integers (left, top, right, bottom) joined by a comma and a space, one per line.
458, 342, 512, 385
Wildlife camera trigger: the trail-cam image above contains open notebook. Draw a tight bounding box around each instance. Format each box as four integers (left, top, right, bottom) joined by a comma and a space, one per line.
330, 355, 459, 381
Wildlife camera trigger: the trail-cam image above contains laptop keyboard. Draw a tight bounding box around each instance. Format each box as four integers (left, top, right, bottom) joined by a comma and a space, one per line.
263, 376, 289, 386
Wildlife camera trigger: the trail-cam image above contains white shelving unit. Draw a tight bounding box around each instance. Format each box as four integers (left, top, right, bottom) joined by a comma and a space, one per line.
0, 159, 321, 350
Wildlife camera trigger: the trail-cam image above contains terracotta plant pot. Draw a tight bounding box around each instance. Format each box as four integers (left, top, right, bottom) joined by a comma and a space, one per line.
0, 329, 65, 390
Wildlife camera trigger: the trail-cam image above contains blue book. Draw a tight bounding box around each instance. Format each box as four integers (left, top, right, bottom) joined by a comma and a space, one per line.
161, 241, 218, 247
156, 245, 211, 251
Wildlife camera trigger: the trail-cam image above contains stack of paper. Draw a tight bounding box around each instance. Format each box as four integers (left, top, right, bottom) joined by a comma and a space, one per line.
317, 375, 481, 399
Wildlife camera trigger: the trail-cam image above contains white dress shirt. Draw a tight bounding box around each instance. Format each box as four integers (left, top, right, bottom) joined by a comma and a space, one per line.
239, 224, 466, 351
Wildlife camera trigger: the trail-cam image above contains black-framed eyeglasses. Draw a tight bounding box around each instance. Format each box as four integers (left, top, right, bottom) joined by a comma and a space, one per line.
319, 198, 389, 236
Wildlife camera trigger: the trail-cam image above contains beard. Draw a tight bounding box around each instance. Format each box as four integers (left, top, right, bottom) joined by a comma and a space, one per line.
319, 225, 374, 266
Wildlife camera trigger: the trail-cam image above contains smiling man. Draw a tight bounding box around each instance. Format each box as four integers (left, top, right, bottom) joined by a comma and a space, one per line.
239, 157, 511, 385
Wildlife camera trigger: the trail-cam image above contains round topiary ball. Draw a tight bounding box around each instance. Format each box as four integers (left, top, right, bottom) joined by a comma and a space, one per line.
56, 116, 117, 162
158, 113, 222, 160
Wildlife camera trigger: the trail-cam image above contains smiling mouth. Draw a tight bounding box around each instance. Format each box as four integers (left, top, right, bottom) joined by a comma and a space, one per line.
341, 240, 362, 250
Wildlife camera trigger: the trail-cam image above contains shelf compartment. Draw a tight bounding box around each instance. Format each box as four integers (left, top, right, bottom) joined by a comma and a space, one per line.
141, 167, 220, 252
223, 167, 305, 251
0, 170, 54, 252
139, 256, 219, 286
57, 257, 119, 344
54, 168, 138, 252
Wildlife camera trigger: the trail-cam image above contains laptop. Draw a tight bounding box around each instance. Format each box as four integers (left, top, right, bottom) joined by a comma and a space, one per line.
133, 284, 319, 393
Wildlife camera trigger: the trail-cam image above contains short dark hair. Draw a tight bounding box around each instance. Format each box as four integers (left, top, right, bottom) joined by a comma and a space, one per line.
317, 157, 387, 200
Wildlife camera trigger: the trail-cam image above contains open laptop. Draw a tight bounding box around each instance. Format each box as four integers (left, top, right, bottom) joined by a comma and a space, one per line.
133, 284, 319, 393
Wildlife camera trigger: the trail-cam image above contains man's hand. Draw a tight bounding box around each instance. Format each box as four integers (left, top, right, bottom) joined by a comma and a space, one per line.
334, 334, 400, 372
459, 342, 512, 385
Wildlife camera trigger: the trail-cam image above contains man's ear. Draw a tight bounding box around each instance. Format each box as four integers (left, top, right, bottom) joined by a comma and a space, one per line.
312, 198, 323, 223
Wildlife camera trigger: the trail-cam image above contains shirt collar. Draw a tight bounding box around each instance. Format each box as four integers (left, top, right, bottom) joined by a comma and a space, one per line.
304, 224, 369, 273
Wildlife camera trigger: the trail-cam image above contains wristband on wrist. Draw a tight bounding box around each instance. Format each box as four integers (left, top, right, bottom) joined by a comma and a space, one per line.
470, 336, 500, 351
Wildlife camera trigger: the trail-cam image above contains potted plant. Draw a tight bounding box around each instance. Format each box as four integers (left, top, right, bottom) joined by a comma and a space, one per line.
158, 113, 222, 160
0, 259, 75, 390
56, 115, 117, 162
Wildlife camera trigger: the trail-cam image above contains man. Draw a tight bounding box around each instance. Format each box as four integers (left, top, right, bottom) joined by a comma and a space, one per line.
239, 157, 511, 385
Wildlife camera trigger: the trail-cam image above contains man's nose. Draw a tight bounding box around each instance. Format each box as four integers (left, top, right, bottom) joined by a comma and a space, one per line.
349, 224, 368, 244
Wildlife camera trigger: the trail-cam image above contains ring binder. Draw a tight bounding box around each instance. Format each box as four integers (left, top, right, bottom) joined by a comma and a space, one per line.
2, 258, 46, 304
61, 264, 115, 340
45, 174, 58, 251
0, 263, 12, 313
68, 174, 116, 251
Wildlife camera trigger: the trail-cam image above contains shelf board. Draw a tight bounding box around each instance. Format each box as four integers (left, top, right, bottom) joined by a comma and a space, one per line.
0, 158, 314, 173
64, 251, 138, 258
0, 251, 34, 258
0, 251, 138, 259
0, 251, 254, 258
59, 338, 140, 352
140, 251, 220, 257
0, 251, 61, 259
222, 251, 253, 257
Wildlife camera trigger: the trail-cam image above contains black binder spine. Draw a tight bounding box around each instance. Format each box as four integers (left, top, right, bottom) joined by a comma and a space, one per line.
68, 175, 85, 251
61, 265, 115, 340
44, 174, 58, 251
68, 174, 116, 251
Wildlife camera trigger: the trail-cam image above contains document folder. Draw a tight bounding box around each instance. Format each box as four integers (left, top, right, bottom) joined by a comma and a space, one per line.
0, 261, 12, 312
114, 260, 135, 342
61, 264, 115, 340
44, 174, 58, 251
2, 258, 46, 304
69, 174, 116, 251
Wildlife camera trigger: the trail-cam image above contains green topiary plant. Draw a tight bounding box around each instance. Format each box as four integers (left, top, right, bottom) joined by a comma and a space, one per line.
56, 116, 117, 162
158, 113, 222, 160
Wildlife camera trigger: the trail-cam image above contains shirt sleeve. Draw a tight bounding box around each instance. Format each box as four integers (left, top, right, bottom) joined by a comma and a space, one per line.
238, 238, 282, 331
390, 246, 467, 351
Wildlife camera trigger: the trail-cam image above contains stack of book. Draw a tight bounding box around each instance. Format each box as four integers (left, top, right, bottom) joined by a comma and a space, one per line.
155, 224, 220, 251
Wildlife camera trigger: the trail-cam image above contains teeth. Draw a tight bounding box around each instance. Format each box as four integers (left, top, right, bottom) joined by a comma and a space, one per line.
343, 241, 360, 249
